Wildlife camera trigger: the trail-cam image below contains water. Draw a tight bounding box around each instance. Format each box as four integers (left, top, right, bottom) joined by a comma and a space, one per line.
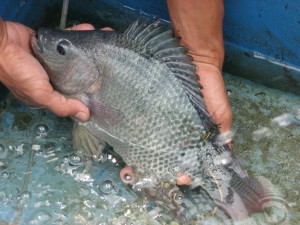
1, 2, 300, 224
1, 74, 298, 224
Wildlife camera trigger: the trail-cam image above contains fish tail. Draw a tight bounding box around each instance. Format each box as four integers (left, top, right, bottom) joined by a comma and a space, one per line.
212, 174, 274, 220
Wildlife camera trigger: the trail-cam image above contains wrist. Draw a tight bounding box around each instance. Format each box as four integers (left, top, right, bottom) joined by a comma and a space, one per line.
188, 47, 224, 72
0, 20, 8, 80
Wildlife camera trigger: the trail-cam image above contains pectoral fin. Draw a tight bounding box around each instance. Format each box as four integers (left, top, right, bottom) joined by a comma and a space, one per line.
72, 122, 104, 161
84, 98, 123, 129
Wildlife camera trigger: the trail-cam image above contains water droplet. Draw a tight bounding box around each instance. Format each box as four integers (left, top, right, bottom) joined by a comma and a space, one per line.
202, 180, 210, 189
252, 127, 273, 141
153, 20, 160, 28
1, 171, 10, 180
35, 149, 44, 156
174, 193, 184, 204
32, 144, 41, 151
123, 173, 132, 181
29, 210, 52, 225
14, 191, 32, 207
0, 144, 7, 159
98, 153, 107, 163
35, 124, 49, 135
68, 153, 83, 166
270, 113, 295, 127
21, 191, 31, 199
216, 130, 234, 146
167, 163, 181, 177
99, 180, 114, 194
148, 207, 162, 219
111, 158, 117, 164
214, 152, 232, 166
296, 108, 300, 120
61, 155, 69, 163
205, 152, 212, 158
0, 144, 5, 153
15, 143, 24, 155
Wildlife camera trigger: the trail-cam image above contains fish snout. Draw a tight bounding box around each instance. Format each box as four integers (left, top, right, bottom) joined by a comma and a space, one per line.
31, 32, 42, 54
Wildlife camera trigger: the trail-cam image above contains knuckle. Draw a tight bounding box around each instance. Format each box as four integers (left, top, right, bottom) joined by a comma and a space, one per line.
56, 109, 69, 117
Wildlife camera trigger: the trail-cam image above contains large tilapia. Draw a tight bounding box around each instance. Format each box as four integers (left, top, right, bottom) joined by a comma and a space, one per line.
31, 20, 268, 221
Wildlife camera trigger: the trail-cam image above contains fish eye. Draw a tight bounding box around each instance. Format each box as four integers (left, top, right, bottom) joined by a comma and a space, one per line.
56, 40, 70, 56
57, 45, 65, 55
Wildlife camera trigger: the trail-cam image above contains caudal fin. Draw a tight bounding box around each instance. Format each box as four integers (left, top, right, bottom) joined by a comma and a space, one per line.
208, 172, 272, 220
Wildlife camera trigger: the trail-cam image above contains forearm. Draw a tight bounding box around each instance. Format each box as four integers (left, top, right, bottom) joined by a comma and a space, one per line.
167, 0, 224, 70
0, 20, 8, 80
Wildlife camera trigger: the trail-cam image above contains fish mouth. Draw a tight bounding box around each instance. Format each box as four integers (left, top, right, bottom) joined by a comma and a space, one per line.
31, 30, 44, 54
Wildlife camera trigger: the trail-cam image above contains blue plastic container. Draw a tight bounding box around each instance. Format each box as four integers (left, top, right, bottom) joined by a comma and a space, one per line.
1, 0, 299, 94
0, 1, 299, 224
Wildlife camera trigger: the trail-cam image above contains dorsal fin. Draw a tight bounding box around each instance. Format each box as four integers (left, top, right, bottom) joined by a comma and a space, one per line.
123, 19, 216, 127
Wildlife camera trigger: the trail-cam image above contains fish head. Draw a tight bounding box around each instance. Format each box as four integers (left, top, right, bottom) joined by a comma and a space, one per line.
31, 28, 101, 95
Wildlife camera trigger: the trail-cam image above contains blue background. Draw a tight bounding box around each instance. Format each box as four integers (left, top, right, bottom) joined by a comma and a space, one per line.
1, 0, 299, 94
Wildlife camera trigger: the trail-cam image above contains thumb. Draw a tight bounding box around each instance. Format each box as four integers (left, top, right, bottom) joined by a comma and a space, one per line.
45, 91, 90, 121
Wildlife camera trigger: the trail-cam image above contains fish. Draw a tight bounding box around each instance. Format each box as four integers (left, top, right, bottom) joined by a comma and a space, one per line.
31, 19, 270, 221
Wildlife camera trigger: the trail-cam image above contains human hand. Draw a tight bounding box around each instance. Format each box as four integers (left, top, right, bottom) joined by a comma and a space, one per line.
0, 20, 94, 121
167, 0, 232, 135
195, 62, 232, 134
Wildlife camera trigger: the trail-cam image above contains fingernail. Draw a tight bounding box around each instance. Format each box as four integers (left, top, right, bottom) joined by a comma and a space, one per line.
74, 112, 89, 121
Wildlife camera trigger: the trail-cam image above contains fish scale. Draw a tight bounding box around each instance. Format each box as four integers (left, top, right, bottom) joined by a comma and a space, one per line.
32, 19, 271, 222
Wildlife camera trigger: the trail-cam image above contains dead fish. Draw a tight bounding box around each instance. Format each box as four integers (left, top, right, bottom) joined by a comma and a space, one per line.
31, 19, 269, 221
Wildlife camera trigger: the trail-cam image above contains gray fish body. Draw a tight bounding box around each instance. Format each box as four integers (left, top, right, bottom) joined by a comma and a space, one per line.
80, 38, 206, 181
32, 20, 268, 221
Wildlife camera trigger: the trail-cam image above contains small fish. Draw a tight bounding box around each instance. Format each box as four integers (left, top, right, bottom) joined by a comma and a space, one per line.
31, 19, 270, 221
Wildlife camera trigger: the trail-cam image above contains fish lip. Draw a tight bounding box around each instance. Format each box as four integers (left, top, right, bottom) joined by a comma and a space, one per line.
31, 31, 44, 54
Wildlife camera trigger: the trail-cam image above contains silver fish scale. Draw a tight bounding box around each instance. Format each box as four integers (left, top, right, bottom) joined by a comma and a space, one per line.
85, 43, 208, 180
31, 20, 269, 221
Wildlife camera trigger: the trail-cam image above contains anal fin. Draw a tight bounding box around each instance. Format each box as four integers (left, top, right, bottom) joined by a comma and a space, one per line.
72, 122, 104, 161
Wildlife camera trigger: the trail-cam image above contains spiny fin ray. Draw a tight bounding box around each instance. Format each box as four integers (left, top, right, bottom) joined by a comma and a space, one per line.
123, 19, 215, 127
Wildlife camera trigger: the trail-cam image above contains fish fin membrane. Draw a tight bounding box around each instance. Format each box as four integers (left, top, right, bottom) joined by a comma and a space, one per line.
85, 98, 123, 129
124, 19, 215, 128
72, 123, 104, 160
207, 172, 272, 220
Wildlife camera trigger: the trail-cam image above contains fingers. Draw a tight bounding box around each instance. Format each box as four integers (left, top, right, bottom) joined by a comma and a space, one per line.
100, 27, 113, 31
12, 86, 90, 122
194, 63, 232, 133
67, 23, 95, 30
44, 91, 90, 121
67, 24, 113, 31
176, 173, 192, 185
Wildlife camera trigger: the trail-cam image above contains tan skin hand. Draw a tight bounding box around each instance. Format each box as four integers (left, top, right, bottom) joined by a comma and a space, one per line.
164, 0, 233, 185
0, 20, 94, 121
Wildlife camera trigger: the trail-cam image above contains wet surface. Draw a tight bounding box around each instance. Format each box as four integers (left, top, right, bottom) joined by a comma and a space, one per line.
0, 73, 299, 224
1, 1, 299, 223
